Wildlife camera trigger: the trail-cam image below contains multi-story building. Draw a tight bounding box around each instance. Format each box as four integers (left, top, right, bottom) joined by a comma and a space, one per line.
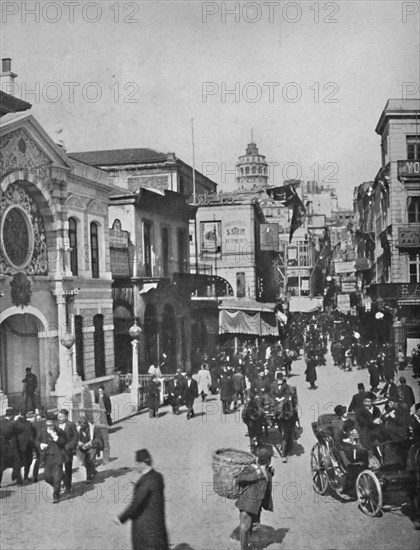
354, 99, 420, 350
0, 106, 115, 413
108, 187, 197, 373
70, 149, 217, 198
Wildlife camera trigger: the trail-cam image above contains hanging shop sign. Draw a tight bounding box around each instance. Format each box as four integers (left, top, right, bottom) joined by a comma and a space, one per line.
334, 261, 356, 274
337, 293, 351, 313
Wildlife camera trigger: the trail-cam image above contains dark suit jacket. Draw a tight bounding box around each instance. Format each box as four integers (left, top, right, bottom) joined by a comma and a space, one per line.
119, 469, 168, 550
36, 426, 67, 465
59, 421, 79, 460
183, 378, 198, 407
348, 391, 367, 413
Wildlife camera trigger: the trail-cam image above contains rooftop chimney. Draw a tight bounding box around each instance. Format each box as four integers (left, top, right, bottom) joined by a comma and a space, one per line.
1, 58, 18, 94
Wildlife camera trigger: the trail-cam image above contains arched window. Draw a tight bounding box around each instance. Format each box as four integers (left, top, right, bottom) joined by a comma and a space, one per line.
90, 222, 99, 278
68, 217, 78, 276
252, 166, 257, 174
93, 314, 105, 377
245, 167, 250, 175
258, 166, 262, 174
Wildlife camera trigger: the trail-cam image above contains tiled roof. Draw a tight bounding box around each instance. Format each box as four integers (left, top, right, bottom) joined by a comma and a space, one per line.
68, 148, 168, 166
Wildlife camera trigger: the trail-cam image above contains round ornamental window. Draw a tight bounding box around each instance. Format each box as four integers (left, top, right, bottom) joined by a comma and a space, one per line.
1, 206, 33, 269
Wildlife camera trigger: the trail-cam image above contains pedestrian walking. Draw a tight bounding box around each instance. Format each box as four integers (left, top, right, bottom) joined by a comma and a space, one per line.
304, 357, 318, 390
196, 363, 212, 402
232, 368, 246, 409
57, 409, 79, 494
182, 372, 198, 419
76, 415, 104, 481
235, 448, 274, 550
147, 375, 161, 418
368, 360, 380, 393
97, 385, 113, 426
167, 370, 184, 415
115, 449, 169, 550
37, 414, 67, 503
220, 367, 234, 413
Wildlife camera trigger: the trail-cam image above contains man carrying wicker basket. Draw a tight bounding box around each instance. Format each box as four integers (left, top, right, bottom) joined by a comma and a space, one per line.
235, 448, 274, 550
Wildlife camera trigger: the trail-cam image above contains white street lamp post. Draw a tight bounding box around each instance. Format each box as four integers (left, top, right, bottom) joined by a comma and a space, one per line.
129, 321, 142, 410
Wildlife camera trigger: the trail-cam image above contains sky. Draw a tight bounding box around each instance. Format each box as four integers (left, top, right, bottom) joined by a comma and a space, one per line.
1, 0, 419, 208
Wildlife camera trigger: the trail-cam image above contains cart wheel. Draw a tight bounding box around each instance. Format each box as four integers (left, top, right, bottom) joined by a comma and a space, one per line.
311, 443, 329, 495
356, 470, 383, 517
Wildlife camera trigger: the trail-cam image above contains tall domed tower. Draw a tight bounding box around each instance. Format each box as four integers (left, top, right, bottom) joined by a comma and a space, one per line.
236, 134, 269, 190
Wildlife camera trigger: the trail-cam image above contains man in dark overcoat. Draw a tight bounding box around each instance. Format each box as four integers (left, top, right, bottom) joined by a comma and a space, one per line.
147, 375, 161, 418
57, 408, 79, 493
37, 414, 67, 503
220, 367, 234, 414
116, 449, 169, 550
182, 372, 199, 419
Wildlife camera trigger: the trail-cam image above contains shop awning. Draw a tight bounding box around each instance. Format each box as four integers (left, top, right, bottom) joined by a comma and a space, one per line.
288, 296, 324, 313
218, 299, 278, 336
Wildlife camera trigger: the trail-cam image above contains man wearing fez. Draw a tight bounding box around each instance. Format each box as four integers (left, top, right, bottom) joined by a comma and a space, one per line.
37, 414, 67, 503
22, 367, 38, 413
115, 449, 169, 550
76, 415, 104, 481
57, 409, 79, 493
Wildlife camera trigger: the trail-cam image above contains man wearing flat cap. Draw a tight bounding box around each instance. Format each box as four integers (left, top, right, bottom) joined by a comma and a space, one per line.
115, 449, 169, 550
57, 409, 79, 493
235, 448, 274, 550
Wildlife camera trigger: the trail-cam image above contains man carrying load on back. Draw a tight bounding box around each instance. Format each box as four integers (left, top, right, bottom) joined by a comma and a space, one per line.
235, 448, 274, 550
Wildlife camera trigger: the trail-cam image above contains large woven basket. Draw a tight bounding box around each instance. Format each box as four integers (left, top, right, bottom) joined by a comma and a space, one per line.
212, 448, 255, 500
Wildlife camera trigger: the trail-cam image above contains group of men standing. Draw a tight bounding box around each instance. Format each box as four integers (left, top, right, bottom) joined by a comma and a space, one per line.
1, 407, 105, 504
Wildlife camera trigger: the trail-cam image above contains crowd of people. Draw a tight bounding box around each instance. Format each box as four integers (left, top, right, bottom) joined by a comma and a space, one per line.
0, 391, 110, 503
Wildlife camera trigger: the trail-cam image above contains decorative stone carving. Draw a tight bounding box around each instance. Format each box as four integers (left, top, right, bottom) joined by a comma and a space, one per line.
0, 129, 51, 180
10, 272, 32, 307
68, 195, 85, 209
89, 200, 107, 214
0, 183, 48, 275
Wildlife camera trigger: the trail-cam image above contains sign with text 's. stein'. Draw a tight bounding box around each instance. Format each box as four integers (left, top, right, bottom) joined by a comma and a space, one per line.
223, 219, 250, 254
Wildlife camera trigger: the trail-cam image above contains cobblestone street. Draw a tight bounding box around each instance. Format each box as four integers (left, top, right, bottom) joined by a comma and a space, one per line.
1, 352, 420, 550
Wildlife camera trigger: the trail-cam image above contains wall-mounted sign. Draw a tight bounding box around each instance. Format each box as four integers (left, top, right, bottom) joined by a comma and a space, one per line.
110, 219, 131, 277
223, 219, 250, 252
260, 223, 279, 251
201, 221, 222, 257
337, 293, 351, 313
398, 160, 420, 178
398, 227, 420, 248
334, 261, 356, 274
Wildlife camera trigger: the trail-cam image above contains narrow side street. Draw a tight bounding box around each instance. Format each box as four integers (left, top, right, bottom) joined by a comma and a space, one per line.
1, 351, 419, 550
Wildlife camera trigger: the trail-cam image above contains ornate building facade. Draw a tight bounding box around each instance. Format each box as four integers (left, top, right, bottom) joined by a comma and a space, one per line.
0, 113, 115, 413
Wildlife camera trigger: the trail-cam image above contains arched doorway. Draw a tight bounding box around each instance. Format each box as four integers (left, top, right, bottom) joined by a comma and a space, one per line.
143, 304, 158, 369
0, 313, 42, 411
113, 302, 133, 374
161, 304, 176, 371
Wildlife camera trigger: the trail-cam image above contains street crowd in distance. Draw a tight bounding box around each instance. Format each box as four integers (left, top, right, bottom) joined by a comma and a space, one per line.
1, 310, 420, 546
